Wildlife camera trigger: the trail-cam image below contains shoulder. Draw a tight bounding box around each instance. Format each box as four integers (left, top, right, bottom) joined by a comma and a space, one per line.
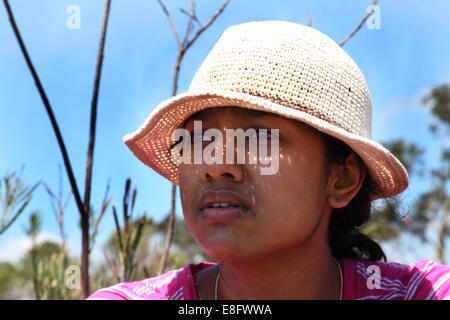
86, 262, 216, 300
344, 258, 450, 300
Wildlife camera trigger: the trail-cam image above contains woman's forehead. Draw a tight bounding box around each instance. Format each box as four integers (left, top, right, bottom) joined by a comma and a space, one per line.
183, 106, 276, 126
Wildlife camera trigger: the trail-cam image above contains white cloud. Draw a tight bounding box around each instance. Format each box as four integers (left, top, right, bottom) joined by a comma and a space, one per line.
0, 231, 59, 263
0, 230, 109, 270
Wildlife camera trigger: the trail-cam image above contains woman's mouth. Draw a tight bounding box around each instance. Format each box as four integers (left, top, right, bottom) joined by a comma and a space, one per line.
198, 190, 251, 221
200, 202, 250, 220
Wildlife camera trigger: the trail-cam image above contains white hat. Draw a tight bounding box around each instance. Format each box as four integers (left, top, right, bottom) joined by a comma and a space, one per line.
123, 20, 409, 201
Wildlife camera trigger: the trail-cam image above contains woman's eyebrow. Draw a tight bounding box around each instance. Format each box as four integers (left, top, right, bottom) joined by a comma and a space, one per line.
183, 108, 274, 128
233, 108, 272, 119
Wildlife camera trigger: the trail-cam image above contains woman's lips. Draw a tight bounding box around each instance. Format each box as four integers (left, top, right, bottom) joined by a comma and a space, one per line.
198, 189, 251, 221
200, 206, 250, 220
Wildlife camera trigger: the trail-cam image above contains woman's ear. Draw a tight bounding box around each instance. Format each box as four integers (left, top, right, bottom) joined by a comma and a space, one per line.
327, 151, 367, 209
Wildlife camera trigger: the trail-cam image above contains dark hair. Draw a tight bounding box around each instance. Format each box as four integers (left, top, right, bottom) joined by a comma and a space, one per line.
321, 133, 387, 262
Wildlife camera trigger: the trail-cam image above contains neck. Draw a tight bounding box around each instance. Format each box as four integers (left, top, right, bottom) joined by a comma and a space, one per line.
218, 237, 340, 300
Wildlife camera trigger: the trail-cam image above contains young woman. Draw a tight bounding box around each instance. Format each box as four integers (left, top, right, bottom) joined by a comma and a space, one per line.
88, 21, 450, 300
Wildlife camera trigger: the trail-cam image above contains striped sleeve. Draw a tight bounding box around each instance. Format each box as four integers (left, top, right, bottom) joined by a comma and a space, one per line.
86, 282, 146, 300
86, 268, 186, 300
407, 259, 450, 300
350, 258, 450, 300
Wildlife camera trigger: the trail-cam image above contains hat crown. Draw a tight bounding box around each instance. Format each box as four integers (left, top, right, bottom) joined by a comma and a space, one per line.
188, 20, 372, 138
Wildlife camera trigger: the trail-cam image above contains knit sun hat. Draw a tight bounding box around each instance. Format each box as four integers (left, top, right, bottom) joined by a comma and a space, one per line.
123, 20, 409, 201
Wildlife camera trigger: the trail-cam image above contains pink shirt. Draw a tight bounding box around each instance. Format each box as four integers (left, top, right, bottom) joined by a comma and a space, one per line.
87, 259, 450, 300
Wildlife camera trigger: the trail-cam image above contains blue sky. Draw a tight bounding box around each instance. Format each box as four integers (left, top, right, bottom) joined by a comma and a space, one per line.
0, 0, 449, 265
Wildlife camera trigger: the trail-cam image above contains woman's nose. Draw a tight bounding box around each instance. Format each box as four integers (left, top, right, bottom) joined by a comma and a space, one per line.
201, 163, 243, 183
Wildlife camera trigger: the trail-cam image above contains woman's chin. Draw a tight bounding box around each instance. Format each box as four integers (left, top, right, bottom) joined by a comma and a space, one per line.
200, 242, 251, 262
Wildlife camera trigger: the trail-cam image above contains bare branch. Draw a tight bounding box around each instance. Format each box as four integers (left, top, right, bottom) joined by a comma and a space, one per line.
112, 207, 123, 253
80, 0, 112, 298
89, 179, 112, 251
43, 182, 63, 237
181, 0, 195, 47
103, 247, 120, 283
4, 0, 113, 298
307, 10, 312, 27
157, 0, 231, 276
2, 0, 86, 224
44, 164, 70, 258
185, 0, 230, 51
84, 0, 112, 225
157, 0, 181, 48
158, 184, 177, 275
179, 7, 202, 27
340, 0, 379, 47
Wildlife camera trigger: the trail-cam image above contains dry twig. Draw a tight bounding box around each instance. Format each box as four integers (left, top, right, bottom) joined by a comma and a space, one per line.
2, 0, 86, 234
82, 0, 112, 297
156, 0, 230, 275
43, 165, 71, 257
340, 0, 380, 47
3, 0, 113, 298
89, 179, 112, 252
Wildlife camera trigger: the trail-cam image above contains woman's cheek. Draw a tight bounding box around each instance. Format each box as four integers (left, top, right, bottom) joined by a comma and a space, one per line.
178, 166, 200, 220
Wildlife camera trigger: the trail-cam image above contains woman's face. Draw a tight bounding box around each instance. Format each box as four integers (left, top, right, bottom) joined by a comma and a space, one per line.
178, 106, 332, 262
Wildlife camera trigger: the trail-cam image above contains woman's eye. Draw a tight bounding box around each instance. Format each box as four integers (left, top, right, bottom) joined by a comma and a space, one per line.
259, 129, 271, 139
186, 128, 279, 142
191, 130, 213, 143
251, 128, 278, 140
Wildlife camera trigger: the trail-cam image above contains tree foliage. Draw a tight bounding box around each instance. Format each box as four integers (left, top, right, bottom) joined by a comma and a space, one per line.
364, 82, 450, 264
